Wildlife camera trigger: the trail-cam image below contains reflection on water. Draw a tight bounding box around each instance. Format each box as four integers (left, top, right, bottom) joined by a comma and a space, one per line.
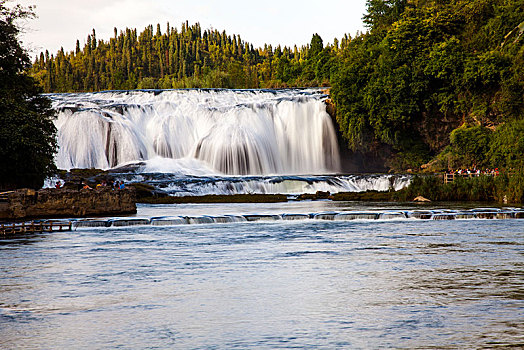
1, 203, 523, 349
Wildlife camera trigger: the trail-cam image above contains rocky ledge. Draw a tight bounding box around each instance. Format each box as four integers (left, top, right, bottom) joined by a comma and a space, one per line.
0, 188, 136, 221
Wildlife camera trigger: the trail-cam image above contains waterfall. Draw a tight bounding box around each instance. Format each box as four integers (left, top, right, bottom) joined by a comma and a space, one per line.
50, 89, 341, 175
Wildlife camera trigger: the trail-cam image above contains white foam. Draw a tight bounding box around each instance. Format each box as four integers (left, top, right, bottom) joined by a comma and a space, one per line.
50, 89, 340, 175
138, 157, 218, 176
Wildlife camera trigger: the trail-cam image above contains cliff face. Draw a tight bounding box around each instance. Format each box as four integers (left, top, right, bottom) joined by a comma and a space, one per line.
324, 97, 390, 173
0, 188, 136, 220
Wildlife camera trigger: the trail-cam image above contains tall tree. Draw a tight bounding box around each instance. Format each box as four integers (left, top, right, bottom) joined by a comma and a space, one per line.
0, 1, 57, 189
309, 33, 323, 58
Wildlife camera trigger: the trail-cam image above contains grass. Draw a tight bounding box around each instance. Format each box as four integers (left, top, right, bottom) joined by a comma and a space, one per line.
395, 173, 524, 204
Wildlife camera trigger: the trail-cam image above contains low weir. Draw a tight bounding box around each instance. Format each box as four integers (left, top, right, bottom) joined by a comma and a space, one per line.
73, 208, 524, 228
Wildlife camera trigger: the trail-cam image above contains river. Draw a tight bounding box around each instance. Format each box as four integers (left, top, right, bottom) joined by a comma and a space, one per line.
1, 201, 523, 349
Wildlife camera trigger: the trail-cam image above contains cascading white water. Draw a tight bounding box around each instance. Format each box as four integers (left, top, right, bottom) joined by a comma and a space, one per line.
50, 89, 340, 175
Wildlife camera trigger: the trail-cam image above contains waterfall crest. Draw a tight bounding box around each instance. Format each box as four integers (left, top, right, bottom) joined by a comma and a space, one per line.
51, 89, 341, 175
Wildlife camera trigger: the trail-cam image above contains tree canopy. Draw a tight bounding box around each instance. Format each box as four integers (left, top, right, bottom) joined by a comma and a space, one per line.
331, 0, 524, 171
29, 23, 343, 92
0, 1, 57, 189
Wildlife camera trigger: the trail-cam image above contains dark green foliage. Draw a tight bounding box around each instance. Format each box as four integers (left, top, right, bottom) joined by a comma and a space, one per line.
331, 0, 524, 171
434, 119, 524, 172
0, 2, 57, 190
363, 0, 408, 30
498, 172, 524, 204
488, 119, 524, 170
448, 125, 493, 168
308, 33, 324, 58
326, 190, 392, 201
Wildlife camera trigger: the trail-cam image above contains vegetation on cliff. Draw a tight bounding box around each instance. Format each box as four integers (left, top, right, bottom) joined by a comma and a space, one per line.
0, 1, 57, 190
330, 0, 524, 172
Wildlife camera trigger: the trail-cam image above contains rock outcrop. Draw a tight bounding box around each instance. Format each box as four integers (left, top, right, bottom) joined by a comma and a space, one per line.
413, 196, 431, 202
0, 188, 136, 220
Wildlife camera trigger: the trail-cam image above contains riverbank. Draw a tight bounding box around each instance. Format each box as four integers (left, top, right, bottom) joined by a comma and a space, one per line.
394, 173, 524, 204
130, 174, 524, 204
0, 188, 136, 221
2, 173, 522, 221
132, 173, 523, 204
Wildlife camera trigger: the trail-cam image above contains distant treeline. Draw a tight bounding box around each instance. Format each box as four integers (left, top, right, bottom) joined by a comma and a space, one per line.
29, 21, 346, 91
29, 0, 524, 174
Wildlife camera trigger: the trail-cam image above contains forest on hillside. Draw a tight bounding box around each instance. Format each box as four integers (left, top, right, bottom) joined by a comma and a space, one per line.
29, 21, 343, 91
29, 0, 524, 174
330, 0, 524, 172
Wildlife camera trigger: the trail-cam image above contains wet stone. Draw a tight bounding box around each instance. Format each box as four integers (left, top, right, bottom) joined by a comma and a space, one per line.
243, 214, 282, 222
334, 213, 379, 220
476, 212, 497, 219
379, 212, 407, 220
188, 216, 215, 224
74, 220, 112, 228
432, 214, 456, 220
151, 217, 188, 225
496, 212, 516, 219
282, 214, 310, 221
407, 211, 433, 220
455, 213, 477, 219
313, 213, 338, 220
111, 218, 151, 227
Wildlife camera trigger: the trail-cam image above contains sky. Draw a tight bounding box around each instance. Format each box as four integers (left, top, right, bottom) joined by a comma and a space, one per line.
13, 0, 368, 57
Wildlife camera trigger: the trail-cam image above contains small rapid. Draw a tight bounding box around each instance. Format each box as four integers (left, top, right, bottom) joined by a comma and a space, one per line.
110, 172, 411, 196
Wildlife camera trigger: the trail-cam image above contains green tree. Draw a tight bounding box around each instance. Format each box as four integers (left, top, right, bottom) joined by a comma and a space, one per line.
449, 125, 493, 168
332, 0, 524, 171
488, 119, 524, 170
363, 0, 408, 30
0, 1, 57, 189
308, 33, 323, 58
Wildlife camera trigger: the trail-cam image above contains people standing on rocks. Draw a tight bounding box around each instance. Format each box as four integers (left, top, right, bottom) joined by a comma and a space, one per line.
451, 168, 501, 177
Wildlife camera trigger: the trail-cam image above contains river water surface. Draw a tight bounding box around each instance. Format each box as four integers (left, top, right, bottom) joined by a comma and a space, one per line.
1, 202, 523, 349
